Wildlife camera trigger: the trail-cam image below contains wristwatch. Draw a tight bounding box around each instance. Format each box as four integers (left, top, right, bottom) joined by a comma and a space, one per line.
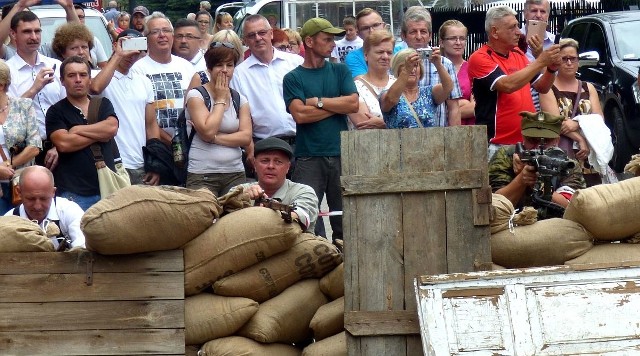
316, 97, 324, 109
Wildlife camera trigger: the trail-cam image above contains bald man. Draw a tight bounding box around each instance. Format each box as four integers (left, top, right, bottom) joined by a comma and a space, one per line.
5, 166, 85, 250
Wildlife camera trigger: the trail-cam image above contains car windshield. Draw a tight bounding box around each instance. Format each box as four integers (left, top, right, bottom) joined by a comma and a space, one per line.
613, 21, 640, 60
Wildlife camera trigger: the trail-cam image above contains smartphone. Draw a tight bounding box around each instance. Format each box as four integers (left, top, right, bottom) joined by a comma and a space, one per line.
526, 20, 547, 42
122, 37, 148, 51
554, 34, 561, 45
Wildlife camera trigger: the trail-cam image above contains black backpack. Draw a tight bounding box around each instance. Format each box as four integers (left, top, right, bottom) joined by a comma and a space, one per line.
174, 86, 241, 184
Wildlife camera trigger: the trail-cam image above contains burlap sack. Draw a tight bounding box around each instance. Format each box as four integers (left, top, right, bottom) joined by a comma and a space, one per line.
185, 345, 200, 356
565, 243, 640, 265
309, 296, 344, 341
302, 331, 346, 356
563, 177, 640, 240
491, 218, 594, 268
0, 216, 54, 252
184, 207, 302, 296
185, 293, 259, 345
319, 263, 344, 300
238, 279, 328, 344
81, 185, 220, 254
212, 233, 343, 302
217, 186, 251, 215
490, 193, 514, 234
200, 336, 301, 356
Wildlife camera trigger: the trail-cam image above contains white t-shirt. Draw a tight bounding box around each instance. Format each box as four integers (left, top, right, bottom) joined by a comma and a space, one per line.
101, 70, 155, 170
184, 86, 248, 174
131, 55, 196, 137
331, 37, 363, 63
355, 75, 396, 118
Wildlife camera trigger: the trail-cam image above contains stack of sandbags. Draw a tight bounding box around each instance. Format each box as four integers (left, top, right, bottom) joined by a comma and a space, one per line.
562, 177, 640, 266
0, 216, 54, 252
183, 219, 343, 354
81, 185, 220, 254
302, 262, 347, 355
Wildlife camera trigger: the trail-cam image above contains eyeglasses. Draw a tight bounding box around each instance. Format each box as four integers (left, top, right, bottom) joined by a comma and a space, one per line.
244, 29, 270, 40
148, 28, 174, 36
359, 22, 384, 33
443, 36, 467, 43
217, 12, 230, 18
175, 34, 201, 40
275, 44, 292, 51
210, 41, 235, 49
561, 56, 578, 64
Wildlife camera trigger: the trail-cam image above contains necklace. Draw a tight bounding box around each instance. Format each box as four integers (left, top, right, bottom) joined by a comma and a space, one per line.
0, 105, 8, 113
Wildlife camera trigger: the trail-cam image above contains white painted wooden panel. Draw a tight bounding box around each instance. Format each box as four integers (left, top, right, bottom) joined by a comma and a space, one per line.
415, 265, 640, 356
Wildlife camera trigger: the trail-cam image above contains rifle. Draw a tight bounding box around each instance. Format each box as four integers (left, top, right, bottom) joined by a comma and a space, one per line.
255, 197, 296, 223
515, 142, 575, 220
56, 236, 72, 252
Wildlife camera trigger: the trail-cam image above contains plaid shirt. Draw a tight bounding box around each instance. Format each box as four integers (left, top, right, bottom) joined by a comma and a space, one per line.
419, 56, 462, 127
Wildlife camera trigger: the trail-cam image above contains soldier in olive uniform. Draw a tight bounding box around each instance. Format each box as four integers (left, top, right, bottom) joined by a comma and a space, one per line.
489, 111, 586, 209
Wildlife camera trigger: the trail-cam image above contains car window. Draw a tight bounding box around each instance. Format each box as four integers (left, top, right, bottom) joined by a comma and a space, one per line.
613, 21, 640, 60
565, 22, 588, 51
583, 23, 606, 61
38, 16, 112, 58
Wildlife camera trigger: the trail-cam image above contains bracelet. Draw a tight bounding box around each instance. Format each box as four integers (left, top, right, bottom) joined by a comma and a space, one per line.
213, 101, 226, 106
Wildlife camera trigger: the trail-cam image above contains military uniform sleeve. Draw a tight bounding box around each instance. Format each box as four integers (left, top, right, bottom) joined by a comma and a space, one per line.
489, 146, 517, 192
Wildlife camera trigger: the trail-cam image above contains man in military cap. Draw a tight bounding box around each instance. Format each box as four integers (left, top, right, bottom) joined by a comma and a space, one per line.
236, 137, 319, 232
489, 111, 586, 209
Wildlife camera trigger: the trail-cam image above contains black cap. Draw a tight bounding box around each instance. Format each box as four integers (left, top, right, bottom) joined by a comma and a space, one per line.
254, 137, 293, 159
117, 29, 144, 41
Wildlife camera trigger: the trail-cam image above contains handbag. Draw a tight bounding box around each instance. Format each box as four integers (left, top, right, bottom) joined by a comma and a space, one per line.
8, 144, 27, 205
86, 97, 131, 199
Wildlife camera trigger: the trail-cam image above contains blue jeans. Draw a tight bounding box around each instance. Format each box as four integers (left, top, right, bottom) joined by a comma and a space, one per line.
292, 156, 342, 240
58, 190, 100, 211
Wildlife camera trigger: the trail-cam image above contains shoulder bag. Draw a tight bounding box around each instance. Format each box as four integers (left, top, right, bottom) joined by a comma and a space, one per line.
87, 97, 131, 199
405, 94, 424, 128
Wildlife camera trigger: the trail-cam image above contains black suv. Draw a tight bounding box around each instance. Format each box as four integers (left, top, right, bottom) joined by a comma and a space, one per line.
561, 11, 640, 172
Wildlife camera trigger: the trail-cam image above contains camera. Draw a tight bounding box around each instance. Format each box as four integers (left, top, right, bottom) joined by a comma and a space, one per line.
122, 37, 147, 51
416, 47, 432, 60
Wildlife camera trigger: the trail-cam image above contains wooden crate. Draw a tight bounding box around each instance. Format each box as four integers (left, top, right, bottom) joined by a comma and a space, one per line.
415, 263, 640, 355
0, 250, 185, 355
341, 127, 492, 356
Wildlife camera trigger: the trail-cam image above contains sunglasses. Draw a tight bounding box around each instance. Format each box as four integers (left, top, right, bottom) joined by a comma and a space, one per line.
209, 41, 239, 56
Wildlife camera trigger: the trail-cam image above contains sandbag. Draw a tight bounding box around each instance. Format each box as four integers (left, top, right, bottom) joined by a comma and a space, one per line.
185, 345, 200, 356
565, 243, 640, 265
319, 263, 344, 300
81, 185, 220, 254
309, 296, 344, 341
217, 186, 251, 215
212, 233, 343, 302
490, 193, 514, 234
184, 207, 302, 296
302, 331, 346, 356
491, 218, 593, 268
0, 216, 54, 252
185, 293, 258, 345
564, 177, 640, 240
238, 279, 328, 344
200, 336, 301, 356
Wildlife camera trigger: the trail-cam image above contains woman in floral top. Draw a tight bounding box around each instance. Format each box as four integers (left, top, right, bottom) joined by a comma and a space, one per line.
381, 48, 453, 129
0, 61, 42, 214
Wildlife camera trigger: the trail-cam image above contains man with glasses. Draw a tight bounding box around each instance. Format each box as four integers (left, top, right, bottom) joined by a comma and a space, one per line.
468, 6, 560, 161
230, 14, 302, 176
399, 6, 462, 126
171, 18, 207, 84
521, 0, 554, 61
90, 29, 162, 185
131, 12, 195, 147
235, 137, 318, 232
344, 8, 384, 78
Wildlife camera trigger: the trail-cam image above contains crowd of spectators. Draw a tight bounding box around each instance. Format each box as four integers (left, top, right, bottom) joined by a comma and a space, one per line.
0, 0, 603, 240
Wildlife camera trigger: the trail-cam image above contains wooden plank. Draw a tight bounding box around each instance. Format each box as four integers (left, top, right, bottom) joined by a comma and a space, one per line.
0, 250, 184, 275
341, 169, 483, 196
0, 300, 184, 331
344, 311, 419, 336
0, 272, 183, 302
0, 329, 185, 355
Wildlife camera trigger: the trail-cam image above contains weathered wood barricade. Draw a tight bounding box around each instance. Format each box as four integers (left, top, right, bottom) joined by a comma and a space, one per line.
0, 250, 185, 355
341, 127, 493, 356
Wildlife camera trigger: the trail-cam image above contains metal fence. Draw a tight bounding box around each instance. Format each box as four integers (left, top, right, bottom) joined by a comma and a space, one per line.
427, 0, 606, 56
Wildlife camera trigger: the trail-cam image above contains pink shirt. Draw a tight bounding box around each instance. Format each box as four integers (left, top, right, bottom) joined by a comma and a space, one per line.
458, 61, 475, 125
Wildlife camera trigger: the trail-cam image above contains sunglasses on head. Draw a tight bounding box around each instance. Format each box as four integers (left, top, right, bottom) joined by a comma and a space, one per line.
210, 41, 235, 49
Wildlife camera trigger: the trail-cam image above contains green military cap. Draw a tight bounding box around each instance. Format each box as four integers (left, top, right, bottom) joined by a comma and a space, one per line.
299, 18, 346, 41
519, 111, 564, 139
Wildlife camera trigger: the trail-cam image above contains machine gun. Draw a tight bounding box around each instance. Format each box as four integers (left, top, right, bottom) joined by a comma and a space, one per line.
515, 142, 576, 220
255, 197, 295, 223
